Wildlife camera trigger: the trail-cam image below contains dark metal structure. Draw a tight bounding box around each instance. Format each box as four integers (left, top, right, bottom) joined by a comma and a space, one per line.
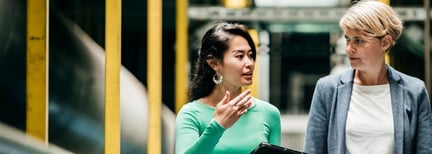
0, 0, 175, 153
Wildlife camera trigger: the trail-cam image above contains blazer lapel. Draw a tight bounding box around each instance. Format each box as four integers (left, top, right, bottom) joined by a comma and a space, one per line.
334, 69, 355, 153
387, 66, 404, 154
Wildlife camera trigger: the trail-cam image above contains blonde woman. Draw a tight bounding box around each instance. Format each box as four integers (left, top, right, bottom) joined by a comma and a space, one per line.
304, 1, 432, 153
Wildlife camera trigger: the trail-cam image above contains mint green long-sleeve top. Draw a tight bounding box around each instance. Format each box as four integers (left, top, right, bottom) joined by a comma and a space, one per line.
175, 98, 281, 154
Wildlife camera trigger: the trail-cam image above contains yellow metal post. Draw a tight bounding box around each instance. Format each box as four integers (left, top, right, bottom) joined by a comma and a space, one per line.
147, 0, 162, 153
379, 0, 391, 64
379, 0, 390, 5
26, 0, 49, 144
221, 0, 251, 9
175, 0, 189, 113
248, 29, 259, 97
105, 0, 121, 153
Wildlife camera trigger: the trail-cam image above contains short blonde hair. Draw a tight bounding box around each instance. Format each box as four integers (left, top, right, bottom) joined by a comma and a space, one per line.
339, 0, 403, 43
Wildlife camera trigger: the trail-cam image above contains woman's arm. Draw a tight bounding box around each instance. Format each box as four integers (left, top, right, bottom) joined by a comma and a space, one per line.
175, 90, 253, 154
175, 111, 225, 154
415, 86, 432, 153
304, 81, 329, 154
268, 105, 281, 145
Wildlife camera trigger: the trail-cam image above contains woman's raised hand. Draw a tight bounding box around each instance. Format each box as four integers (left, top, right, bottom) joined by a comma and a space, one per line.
213, 89, 253, 128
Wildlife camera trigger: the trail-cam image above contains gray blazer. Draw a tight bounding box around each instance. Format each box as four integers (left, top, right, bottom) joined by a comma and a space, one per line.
304, 65, 432, 154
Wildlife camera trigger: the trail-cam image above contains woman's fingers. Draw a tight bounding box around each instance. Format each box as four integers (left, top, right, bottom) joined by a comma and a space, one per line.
217, 91, 231, 108
231, 89, 251, 105
238, 109, 248, 115
236, 95, 251, 108
213, 91, 253, 128
230, 97, 251, 117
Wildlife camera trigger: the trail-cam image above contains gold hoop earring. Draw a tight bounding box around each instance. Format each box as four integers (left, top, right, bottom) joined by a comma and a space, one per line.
212, 73, 223, 84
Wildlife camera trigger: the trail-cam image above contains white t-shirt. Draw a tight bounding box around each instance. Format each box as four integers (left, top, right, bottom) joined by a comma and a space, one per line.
346, 84, 394, 154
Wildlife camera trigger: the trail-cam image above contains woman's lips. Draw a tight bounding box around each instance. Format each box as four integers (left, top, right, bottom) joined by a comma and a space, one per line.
349, 57, 359, 61
243, 74, 253, 80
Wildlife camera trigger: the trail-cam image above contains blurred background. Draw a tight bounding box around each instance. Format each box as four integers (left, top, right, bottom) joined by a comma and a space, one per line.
0, 0, 430, 153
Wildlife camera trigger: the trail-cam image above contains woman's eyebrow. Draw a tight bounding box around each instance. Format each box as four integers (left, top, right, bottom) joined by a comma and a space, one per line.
231, 49, 249, 53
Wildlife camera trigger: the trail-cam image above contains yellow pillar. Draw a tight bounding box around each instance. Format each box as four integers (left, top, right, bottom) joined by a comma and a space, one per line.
26, 0, 49, 144
379, 0, 390, 5
147, 0, 162, 153
104, 0, 121, 153
379, 0, 391, 64
221, 0, 251, 8
247, 29, 259, 97
175, 0, 189, 113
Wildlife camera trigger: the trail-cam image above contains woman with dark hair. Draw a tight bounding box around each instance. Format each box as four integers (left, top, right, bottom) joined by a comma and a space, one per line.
175, 22, 281, 154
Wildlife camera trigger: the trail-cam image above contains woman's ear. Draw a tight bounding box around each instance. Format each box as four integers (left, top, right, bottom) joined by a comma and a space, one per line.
381, 35, 393, 52
206, 57, 220, 71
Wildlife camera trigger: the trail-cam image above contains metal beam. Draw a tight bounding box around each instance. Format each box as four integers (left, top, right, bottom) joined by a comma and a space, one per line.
26, 0, 49, 144
104, 0, 121, 153
248, 29, 259, 97
147, 0, 162, 153
188, 7, 432, 22
379, 0, 391, 65
175, 0, 189, 113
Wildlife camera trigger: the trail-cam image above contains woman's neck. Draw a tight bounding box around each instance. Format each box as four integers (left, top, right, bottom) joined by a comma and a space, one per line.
199, 84, 242, 107
354, 65, 389, 85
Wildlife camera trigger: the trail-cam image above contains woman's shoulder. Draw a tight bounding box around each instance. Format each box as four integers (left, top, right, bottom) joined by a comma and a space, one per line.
179, 100, 196, 109
177, 100, 208, 114
314, 73, 346, 90
253, 98, 280, 113
389, 67, 426, 89
253, 98, 273, 107
394, 71, 425, 85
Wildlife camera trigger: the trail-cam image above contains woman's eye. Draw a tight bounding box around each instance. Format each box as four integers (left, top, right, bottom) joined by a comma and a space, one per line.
345, 37, 364, 44
248, 52, 254, 57
354, 39, 363, 44
345, 37, 350, 42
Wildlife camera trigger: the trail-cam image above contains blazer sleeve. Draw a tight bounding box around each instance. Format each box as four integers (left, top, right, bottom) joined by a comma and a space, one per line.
415, 86, 432, 153
304, 80, 329, 154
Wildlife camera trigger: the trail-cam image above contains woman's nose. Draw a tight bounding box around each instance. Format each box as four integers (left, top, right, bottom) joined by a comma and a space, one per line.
346, 42, 355, 54
245, 58, 254, 66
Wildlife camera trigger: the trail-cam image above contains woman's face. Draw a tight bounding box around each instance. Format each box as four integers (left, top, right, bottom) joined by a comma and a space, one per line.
219, 35, 255, 88
344, 29, 387, 71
